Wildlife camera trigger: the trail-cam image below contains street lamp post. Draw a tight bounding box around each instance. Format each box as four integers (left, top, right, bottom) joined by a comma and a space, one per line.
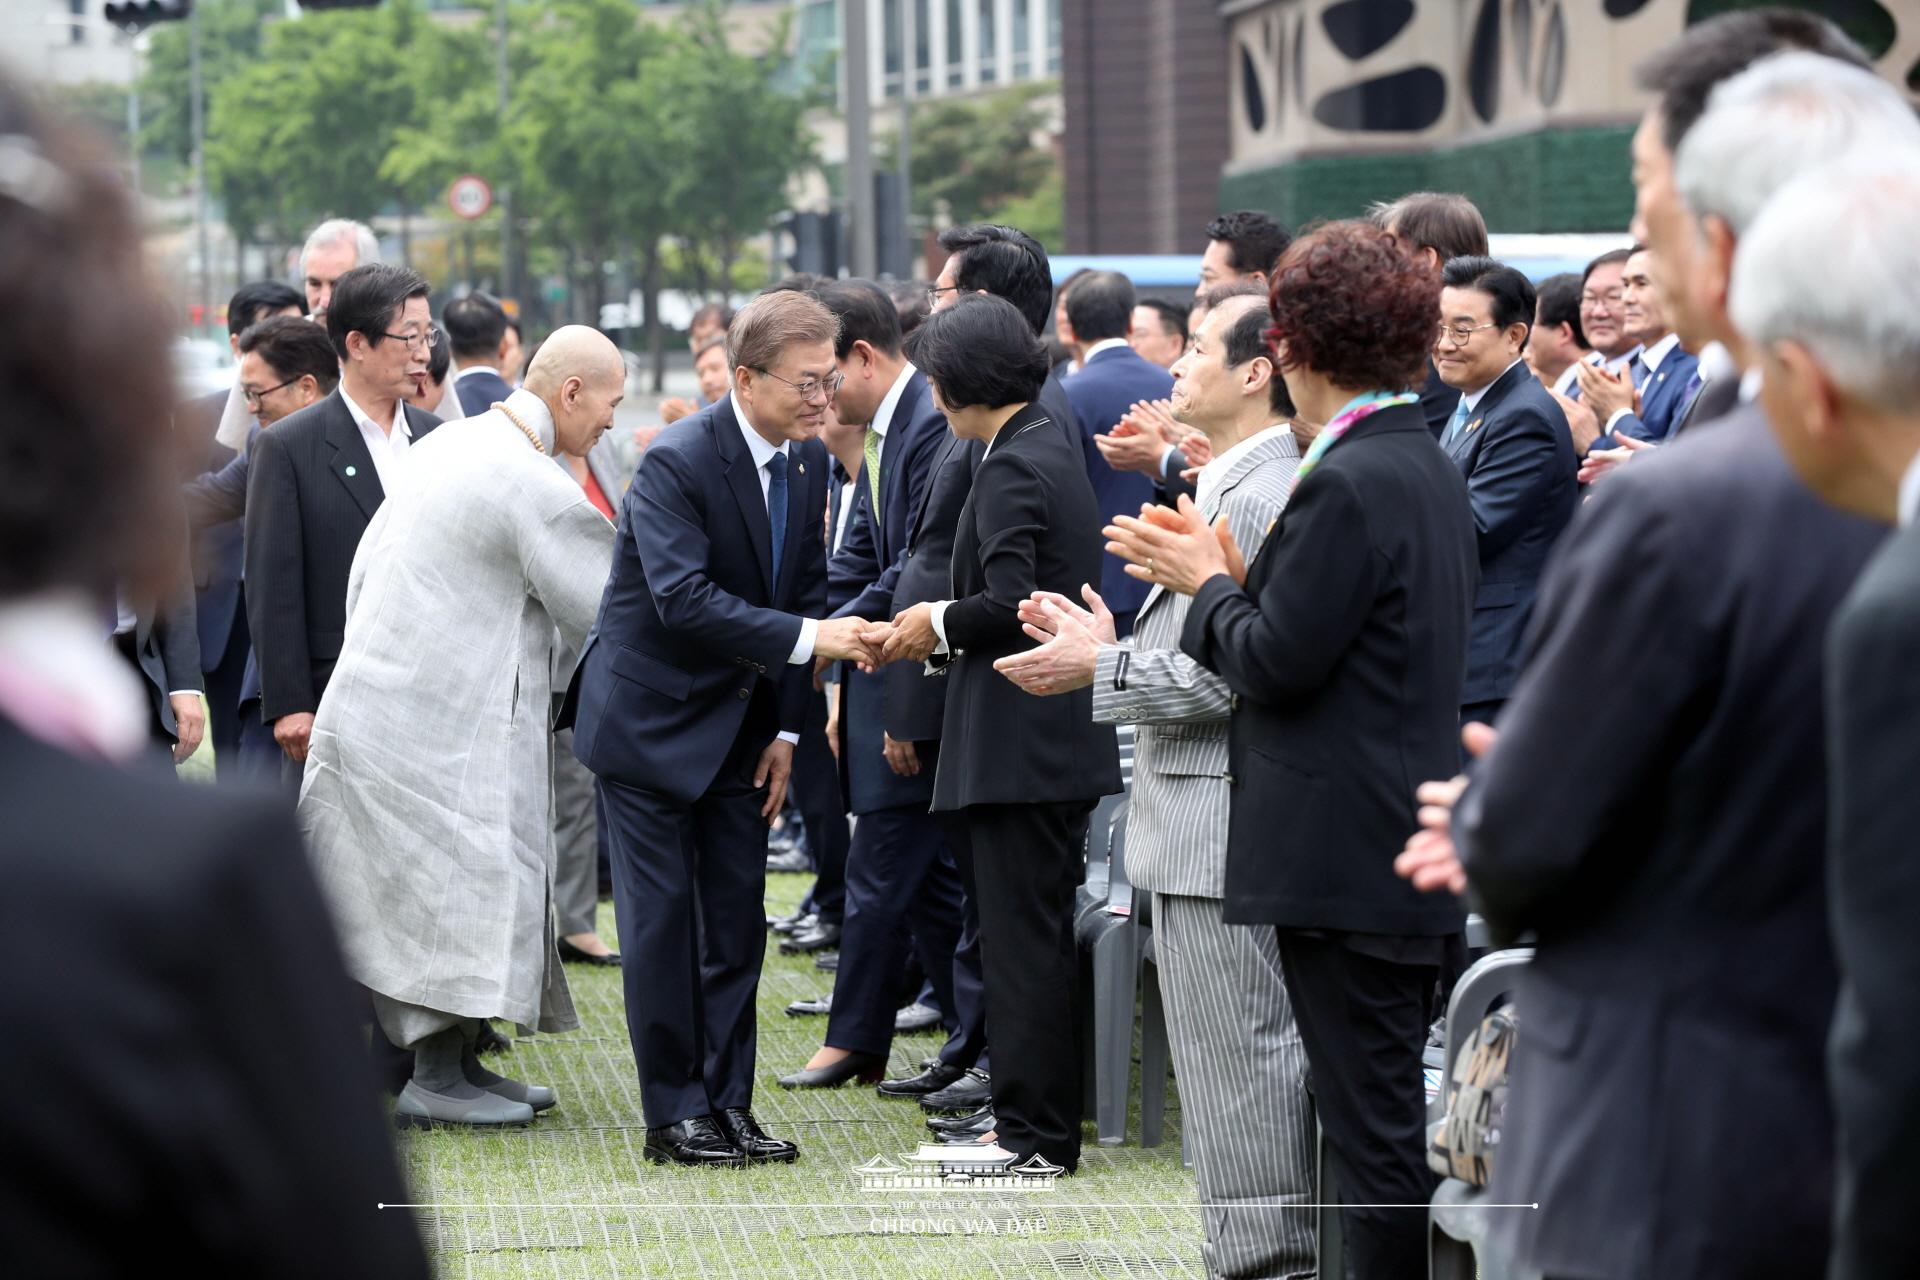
495, 0, 513, 305
844, 0, 875, 277
189, 0, 210, 331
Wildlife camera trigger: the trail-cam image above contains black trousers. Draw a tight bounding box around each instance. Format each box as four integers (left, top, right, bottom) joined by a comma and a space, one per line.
940, 799, 1091, 1172
790, 693, 848, 925
596, 729, 771, 1128
202, 601, 250, 783
825, 765, 985, 1066
1277, 931, 1440, 1280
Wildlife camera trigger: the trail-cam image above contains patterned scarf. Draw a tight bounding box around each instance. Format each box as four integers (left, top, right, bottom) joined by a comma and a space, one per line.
1295, 391, 1419, 480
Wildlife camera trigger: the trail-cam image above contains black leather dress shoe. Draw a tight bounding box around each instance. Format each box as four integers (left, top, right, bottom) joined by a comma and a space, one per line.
777, 1050, 887, 1089
814, 950, 840, 972
644, 1116, 747, 1168
919, 1067, 991, 1113
556, 938, 621, 966
474, 1022, 512, 1056
718, 1108, 799, 1163
769, 910, 814, 935
779, 921, 842, 955
876, 1059, 965, 1099
783, 993, 832, 1017
927, 1106, 995, 1136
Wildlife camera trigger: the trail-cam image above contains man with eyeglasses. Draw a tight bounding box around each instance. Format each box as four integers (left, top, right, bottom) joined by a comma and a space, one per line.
1551, 247, 1641, 455
1432, 255, 1576, 736
244, 265, 444, 782
563, 288, 883, 1168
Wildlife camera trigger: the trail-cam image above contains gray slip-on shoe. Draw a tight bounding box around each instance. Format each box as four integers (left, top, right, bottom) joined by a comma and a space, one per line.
394, 1080, 536, 1130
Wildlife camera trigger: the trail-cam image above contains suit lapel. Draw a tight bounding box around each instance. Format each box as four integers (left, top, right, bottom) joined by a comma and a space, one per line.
908, 430, 966, 551
715, 398, 776, 596
322, 391, 384, 521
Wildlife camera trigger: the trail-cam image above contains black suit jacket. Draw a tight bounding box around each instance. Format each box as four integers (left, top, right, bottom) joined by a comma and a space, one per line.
827, 371, 948, 812
0, 716, 427, 1276
1825, 518, 1920, 1280
883, 427, 984, 743
175, 390, 245, 666
1457, 409, 1884, 1278
930, 401, 1121, 811
1441, 361, 1577, 705
242, 389, 441, 722
1182, 399, 1477, 934
563, 397, 828, 805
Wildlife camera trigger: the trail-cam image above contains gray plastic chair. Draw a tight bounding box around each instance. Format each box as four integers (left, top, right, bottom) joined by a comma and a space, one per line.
1076, 805, 1139, 1145
1428, 947, 1533, 1280
1136, 903, 1172, 1148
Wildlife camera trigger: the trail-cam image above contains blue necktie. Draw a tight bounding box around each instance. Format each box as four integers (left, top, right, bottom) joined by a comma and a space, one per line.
1444, 397, 1470, 446
765, 452, 788, 594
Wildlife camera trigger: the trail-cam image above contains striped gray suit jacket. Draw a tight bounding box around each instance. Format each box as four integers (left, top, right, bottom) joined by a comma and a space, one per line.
1090, 428, 1300, 897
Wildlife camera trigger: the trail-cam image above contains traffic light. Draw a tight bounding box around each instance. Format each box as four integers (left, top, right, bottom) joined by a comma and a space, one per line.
102, 0, 191, 33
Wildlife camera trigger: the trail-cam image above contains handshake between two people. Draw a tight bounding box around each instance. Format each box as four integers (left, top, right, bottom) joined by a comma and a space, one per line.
809, 607, 944, 672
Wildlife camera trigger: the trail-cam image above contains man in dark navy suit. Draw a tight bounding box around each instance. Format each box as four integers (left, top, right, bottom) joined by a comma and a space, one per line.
443, 291, 517, 418
1577, 246, 1702, 449
1433, 257, 1577, 731
777, 281, 987, 1095
1061, 271, 1174, 638
564, 289, 881, 1168
176, 282, 305, 778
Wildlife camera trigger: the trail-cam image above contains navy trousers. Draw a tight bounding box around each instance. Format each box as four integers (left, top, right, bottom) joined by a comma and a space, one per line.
596, 727, 771, 1128
789, 690, 848, 925
824, 782, 986, 1068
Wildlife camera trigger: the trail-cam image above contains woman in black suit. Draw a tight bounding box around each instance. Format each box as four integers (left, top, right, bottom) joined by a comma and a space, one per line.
1107, 221, 1479, 1277
871, 294, 1121, 1173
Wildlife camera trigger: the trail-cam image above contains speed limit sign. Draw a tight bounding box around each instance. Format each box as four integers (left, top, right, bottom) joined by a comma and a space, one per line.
447, 174, 494, 220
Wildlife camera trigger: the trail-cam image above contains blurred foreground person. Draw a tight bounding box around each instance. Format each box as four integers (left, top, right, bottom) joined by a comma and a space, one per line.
299, 328, 625, 1129
0, 79, 425, 1276
1733, 156, 1920, 1280
1397, 24, 1900, 1279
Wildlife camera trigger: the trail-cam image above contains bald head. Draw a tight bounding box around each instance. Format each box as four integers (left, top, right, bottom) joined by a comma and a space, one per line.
524, 325, 626, 458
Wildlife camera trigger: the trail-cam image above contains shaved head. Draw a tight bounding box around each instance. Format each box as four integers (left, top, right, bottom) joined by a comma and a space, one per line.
524, 325, 627, 458
524, 325, 624, 397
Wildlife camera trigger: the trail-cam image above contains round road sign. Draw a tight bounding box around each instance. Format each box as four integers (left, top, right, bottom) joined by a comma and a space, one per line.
447, 174, 494, 220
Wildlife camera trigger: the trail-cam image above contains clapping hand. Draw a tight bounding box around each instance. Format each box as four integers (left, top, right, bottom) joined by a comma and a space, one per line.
993, 585, 1114, 696
1577, 434, 1656, 486
1093, 419, 1167, 476
1394, 722, 1499, 896
1123, 398, 1183, 445
1104, 495, 1247, 596
1573, 361, 1639, 424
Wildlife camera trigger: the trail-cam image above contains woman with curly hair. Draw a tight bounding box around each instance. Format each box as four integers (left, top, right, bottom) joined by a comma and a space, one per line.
1106, 218, 1479, 1279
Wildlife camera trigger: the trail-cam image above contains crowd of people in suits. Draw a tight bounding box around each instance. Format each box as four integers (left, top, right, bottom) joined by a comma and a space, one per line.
6, 8, 1920, 1280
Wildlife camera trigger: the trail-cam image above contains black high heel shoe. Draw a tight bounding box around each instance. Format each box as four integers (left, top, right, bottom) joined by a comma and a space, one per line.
776, 1051, 888, 1089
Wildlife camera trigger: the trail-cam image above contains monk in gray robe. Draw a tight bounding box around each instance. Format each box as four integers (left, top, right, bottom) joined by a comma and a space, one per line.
299, 327, 625, 1128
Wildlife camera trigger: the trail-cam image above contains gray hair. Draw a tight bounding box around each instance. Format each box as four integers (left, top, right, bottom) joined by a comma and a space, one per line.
299, 217, 380, 274
1730, 156, 1920, 411
1675, 52, 1920, 236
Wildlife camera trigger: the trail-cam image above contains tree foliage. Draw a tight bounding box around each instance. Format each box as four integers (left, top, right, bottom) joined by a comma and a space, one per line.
883, 81, 1057, 228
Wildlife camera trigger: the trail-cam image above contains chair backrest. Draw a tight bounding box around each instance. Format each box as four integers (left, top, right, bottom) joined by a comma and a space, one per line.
1107, 804, 1133, 911
1442, 948, 1533, 1068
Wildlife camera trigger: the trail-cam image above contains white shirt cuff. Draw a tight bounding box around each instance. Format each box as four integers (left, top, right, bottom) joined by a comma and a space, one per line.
788, 617, 818, 664
167, 690, 200, 699
776, 730, 800, 745
1603, 407, 1632, 434
930, 600, 953, 655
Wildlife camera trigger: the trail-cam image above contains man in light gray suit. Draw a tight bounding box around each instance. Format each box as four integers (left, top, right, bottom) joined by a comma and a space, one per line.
997, 290, 1315, 1279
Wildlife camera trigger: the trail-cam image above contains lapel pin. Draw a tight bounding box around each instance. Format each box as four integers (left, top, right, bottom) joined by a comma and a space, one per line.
1466, 418, 1483, 435
1657, 371, 1668, 383
796, 461, 806, 476
345, 465, 357, 477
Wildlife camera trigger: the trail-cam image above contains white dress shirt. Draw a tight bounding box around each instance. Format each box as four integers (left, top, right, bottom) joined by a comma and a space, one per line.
337, 384, 413, 495
832, 475, 857, 554
1460, 358, 1528, 415
729, 393, 817, 739
1604, 332, 1682, 435
0, 591, 148, 760
1899, 451, 1920, 529
1195, 424, 1294, 510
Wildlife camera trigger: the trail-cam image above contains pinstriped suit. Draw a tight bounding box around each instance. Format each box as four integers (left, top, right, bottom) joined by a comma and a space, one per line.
1090, 428, 1315, 1280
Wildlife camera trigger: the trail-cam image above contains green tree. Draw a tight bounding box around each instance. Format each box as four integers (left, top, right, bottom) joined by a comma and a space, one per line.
883, 82, 1057, 226
138, 0, 281, 171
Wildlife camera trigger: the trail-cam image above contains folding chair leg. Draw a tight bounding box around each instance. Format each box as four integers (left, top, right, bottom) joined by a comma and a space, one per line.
1139, 960, 1169, 1148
